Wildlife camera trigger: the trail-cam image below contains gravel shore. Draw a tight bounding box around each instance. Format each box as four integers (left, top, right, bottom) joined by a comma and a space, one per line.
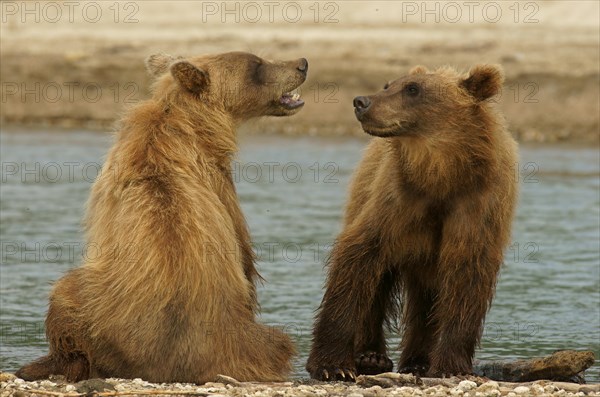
1, 372, 599, 397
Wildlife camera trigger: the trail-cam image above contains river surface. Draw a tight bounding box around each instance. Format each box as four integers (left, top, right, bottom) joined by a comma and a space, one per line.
0, 130, 598, 381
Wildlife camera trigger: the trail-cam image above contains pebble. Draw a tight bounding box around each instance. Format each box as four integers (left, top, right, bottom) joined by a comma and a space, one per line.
477, 381, 499, 391
457, 380, 478, 391
0, 374, 16, 383
531, 385, 545, 394
132, 377, 153, 387
478, 390, 500, 397
513, 386, 530, 394
39, 380, 56, 388
114, 383, 128, 391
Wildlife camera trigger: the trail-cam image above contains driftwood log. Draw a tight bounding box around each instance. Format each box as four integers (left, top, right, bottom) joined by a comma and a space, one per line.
355, 350, 598, 394
473, 350, 596, 383
356, 373, 600, 394
353, 350, 595, 385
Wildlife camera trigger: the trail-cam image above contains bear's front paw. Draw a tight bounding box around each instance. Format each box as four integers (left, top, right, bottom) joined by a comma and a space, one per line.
355, 352, 393, 375
309, 365, 356, 382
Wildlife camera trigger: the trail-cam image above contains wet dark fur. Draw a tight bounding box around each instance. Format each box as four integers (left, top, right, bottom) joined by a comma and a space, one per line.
307, 65, 518, 381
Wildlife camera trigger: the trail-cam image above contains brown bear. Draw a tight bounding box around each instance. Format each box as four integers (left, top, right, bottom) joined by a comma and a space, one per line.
16, 51, 308, 383
306, 64, 518, 380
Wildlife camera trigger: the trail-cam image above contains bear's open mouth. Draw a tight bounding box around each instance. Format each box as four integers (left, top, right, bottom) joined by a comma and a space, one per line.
279, 89, 304, 110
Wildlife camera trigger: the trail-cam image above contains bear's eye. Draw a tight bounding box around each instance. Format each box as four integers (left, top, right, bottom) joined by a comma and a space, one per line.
404, 82, 420, 97
383, 82, 390, 90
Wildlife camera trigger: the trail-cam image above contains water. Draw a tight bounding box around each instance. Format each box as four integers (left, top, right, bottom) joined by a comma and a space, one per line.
1, 130, 598, 381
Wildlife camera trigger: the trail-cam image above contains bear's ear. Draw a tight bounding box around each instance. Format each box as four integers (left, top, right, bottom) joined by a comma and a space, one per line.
461, 64, 504, 101
145, 53, 179, 77
170, 61, 210, 94
409, 65, 429, 75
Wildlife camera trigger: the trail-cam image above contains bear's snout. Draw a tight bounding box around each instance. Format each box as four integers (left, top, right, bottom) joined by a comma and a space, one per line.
353, 96, 371, 119
297, 58, 309, 75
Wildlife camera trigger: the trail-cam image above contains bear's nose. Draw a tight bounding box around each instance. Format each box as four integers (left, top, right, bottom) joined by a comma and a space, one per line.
297, 58, 308, 74
353, 96, 371, 114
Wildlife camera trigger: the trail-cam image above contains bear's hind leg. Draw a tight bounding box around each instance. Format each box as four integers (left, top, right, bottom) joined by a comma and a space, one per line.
306, 232, 392, 381
251, 324, 296, 381
354, 271, 397, 375
15, 355, 59, 381
17, 269, 91, 382
427, 259, 496, 377
16, 353, 89, 382
398, 279, 436, 376
213, 322, 295, 382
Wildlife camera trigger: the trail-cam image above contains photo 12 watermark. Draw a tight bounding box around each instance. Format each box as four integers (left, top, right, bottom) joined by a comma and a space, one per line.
482, 322, 540, 343
0, 321, 308, 344
1, 1, 140, 24
0, 160, 343, 185
0, 240, 337, 266
199, 1, 340, 24
232, 161, 339, 184
1, 81, 140, 105
399, 1, 540, 24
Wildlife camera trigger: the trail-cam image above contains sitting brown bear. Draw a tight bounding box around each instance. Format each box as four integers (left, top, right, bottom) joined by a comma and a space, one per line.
16, 52, 308, 384
306, 64, 518, 380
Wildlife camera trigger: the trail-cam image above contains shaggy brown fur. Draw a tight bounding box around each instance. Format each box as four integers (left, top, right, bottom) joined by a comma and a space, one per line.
306, 65, 518, 381
16, 51, 308, 383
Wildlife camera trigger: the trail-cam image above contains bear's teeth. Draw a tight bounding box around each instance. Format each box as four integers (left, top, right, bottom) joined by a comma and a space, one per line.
291, 93, 300, 101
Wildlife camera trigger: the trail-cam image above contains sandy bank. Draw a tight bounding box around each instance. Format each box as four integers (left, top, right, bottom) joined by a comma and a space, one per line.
0, 1, 598, 142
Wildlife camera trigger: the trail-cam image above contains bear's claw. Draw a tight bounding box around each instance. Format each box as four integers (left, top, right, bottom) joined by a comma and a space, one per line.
356, 352, 393, 375
315, 366, 356, 382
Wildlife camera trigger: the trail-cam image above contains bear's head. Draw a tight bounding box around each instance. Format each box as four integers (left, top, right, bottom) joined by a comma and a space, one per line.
145, 52, 308, 121
352, 64, 504, 138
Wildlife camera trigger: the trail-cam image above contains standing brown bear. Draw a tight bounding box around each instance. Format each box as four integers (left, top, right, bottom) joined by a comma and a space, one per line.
307, 65, 518, 380
16, 52, 308, 384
